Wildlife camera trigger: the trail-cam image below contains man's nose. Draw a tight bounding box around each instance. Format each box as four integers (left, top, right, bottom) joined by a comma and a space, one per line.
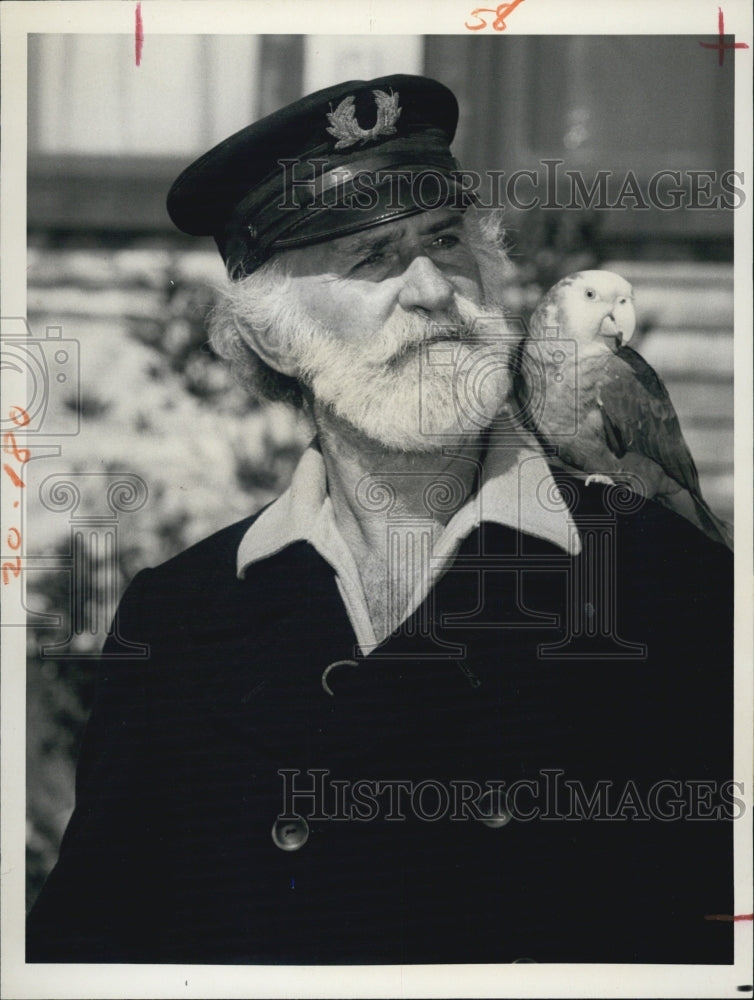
397, 255, 455, 316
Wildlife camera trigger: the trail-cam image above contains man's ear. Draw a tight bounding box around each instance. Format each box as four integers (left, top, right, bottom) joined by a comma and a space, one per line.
234, 320, 299, 377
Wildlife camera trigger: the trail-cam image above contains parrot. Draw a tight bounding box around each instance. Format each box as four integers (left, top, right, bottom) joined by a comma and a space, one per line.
514, 270, 733, 550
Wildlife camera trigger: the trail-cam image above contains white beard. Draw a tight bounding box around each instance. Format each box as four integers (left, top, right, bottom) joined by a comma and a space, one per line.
286, 297, 515, 453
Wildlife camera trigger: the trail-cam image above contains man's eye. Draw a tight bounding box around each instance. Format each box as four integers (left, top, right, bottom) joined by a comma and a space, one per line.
432, 234, 460, 250
354, 251, 385, 270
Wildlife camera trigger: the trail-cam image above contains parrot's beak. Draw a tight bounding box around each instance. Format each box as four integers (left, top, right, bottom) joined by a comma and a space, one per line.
599, 312, 635, 346
613, 327, 629, 347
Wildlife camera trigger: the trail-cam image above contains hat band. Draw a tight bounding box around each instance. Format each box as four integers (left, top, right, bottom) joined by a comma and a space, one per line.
224, 139, 468, 275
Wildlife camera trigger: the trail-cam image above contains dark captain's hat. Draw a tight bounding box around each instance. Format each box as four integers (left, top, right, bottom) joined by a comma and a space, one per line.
167, 74, 469, 277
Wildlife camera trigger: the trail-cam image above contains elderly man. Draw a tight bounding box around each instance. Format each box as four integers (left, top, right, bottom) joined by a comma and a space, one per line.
27, 76, 733, 965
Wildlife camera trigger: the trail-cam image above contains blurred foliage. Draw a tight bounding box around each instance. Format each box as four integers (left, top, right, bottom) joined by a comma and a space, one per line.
25, 217, 601, 911
26, 546, 101, 908
25, 243, 310, 910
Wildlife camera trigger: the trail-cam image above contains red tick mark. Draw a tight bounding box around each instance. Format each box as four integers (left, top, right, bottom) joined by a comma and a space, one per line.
135, 3, 144, 67
699, 7, 749, 66
704, 913, 754, 922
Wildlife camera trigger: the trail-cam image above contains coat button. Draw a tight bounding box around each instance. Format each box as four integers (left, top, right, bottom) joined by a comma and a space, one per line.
477, 788, 512, 828
271, 816, 309, 851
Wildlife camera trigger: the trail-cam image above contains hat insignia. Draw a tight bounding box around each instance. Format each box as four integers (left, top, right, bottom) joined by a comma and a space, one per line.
326, 89, 401, 150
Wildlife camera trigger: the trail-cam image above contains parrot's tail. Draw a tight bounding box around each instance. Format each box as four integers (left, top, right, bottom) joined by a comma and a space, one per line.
695, 498, 734, 551
662, 490, 734, 550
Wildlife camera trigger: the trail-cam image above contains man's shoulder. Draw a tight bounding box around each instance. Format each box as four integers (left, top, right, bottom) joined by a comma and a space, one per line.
111, 507, 280, 644
123, 499, 322, 625
145, 508, 265, 583
120, 510, 269, 623
551, 471, 732, 591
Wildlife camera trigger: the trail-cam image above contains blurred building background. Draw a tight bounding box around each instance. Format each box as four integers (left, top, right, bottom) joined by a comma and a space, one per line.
25, 35, 735, 909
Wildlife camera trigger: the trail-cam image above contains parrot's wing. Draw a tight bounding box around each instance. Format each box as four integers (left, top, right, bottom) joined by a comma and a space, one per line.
598, 346, 702, 497
598, 406, 628, 458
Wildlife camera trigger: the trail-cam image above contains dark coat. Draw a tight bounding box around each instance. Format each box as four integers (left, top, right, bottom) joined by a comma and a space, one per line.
26, 475, 734, 965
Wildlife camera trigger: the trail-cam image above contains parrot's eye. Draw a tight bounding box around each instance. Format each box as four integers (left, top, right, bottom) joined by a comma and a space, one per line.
584, 288, 596, 299
618, 297, 627, 305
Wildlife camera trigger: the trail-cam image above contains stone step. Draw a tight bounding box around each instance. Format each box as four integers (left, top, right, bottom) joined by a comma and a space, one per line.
662, 379, 733, 425
605, 261, 734, 289
637, 330, 734, 380
635, 289, 733, 330
27, 248, 224, 290
27, 287, 165, 321
605, 260, 734, 329
28, 249, 171, 290
682, 425, 734, 473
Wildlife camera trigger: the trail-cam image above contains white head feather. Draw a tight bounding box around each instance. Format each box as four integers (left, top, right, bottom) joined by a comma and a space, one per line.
532, 270, 636, 348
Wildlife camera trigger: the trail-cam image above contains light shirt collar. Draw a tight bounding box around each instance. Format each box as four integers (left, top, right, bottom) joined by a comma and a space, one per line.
239, 429, 579, 566
237, 422, 580, 651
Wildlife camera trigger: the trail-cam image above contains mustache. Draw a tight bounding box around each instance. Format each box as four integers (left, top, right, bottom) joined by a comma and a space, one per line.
367, 297, 494, 367
289, 295, 511, 389
386, 327, 465, 368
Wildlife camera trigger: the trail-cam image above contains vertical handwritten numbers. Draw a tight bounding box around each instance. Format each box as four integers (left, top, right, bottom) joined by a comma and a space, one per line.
3, 432, 31, 465
3, 405, 29, 584
3, 464, 25, 488
9, 405, 31, 428
2, 557, 22, 586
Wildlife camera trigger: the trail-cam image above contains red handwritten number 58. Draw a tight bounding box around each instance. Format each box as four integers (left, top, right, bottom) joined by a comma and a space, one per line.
465, 0, 526, 31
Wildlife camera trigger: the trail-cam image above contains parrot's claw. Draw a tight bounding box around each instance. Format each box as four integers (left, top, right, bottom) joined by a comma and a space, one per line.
585, 474, 617, 487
